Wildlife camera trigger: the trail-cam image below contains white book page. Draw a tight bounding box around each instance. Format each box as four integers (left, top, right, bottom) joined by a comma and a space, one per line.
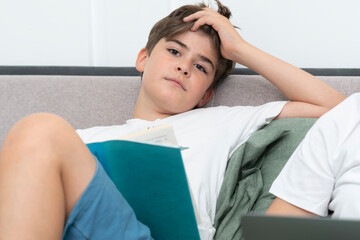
118, 124, 179, 147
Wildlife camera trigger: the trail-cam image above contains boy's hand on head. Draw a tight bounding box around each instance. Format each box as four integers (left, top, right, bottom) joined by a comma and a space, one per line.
183, 8, 245, 62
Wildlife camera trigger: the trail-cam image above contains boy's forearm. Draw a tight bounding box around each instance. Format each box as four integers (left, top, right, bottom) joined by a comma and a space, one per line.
267, 198, 317, 217
233, 41, 346, 108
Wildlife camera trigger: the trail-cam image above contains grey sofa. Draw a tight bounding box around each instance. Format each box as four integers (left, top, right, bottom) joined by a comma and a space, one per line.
1, 66, 360, 239
1, 66, 360, 146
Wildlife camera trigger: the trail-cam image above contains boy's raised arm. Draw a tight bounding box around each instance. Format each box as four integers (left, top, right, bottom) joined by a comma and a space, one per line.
184, 8, 346, 118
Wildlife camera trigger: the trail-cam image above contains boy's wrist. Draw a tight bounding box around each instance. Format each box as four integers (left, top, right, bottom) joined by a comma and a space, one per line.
230, 41, 252, 66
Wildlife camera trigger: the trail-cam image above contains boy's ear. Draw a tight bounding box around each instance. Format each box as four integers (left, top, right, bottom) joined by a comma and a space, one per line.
197, 89, 214, 108
135, 47, 148, 72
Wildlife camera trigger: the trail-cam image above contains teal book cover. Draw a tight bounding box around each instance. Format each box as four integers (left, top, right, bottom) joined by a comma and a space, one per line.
87, 140, 200, 240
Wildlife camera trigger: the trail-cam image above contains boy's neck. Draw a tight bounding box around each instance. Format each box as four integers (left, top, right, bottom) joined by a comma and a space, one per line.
132, 106, 171, 121
132, 91, 173, 121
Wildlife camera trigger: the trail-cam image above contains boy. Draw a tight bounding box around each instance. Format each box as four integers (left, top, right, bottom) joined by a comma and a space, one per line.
267, 93, 360, 219
0, 1, 345, 239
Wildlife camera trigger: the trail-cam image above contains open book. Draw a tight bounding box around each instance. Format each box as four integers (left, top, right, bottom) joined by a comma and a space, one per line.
86, 124, 201, 240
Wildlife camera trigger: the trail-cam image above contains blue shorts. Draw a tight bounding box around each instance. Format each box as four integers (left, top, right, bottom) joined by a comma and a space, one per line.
62, 158, 153, 240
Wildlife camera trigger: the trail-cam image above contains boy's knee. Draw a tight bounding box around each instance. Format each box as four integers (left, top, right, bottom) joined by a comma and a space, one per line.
3, 113, 76, 153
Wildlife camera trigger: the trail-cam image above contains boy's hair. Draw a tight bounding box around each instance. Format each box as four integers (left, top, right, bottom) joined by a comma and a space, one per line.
145, 0, 235, 90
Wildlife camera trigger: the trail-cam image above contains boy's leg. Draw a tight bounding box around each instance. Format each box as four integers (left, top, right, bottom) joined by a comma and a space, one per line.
0, 113, 97, 240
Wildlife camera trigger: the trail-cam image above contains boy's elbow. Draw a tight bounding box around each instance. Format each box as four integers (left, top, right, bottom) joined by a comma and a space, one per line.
327, 92, 347, 107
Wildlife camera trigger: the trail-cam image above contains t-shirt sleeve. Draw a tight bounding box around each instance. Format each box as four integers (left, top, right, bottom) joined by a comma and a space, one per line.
269, 112, 337, 216
220, 101, 287, 157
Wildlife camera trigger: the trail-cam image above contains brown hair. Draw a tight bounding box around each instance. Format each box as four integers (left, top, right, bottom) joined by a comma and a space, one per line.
145, 0, 235, 90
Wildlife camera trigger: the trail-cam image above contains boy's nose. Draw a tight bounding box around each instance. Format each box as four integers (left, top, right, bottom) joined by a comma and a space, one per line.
176, 66, 190, 77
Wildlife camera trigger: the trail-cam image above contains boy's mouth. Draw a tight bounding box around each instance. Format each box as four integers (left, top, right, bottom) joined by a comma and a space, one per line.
165, 78, 187, 91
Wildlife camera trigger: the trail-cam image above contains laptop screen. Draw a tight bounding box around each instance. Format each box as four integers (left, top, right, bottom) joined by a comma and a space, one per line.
242, 215, 360, 240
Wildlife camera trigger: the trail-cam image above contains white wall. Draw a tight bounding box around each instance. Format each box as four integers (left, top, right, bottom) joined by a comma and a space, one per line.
0, 0, 91, 66
1, 0, 359, 68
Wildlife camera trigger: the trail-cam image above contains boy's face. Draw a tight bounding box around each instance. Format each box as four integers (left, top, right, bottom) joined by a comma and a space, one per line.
136, 30, 218, 116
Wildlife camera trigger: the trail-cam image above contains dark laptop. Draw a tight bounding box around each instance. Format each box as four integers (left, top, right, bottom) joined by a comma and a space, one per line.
242, 215, 360, 240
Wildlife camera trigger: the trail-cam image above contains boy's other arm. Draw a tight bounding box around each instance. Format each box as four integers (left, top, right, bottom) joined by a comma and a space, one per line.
184, 8, 346, 118
267, 197, 317, 217
229, 42, 346, 119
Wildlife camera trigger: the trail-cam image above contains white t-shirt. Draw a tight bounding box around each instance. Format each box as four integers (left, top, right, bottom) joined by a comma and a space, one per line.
77, 102, 286, 239
270, 93, 360, 219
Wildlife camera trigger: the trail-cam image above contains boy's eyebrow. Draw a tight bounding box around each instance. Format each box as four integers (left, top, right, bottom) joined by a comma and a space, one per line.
167, 39, 215, 70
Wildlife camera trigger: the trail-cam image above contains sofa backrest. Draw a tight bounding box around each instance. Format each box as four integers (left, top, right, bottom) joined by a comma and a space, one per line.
1, 68, 360, 145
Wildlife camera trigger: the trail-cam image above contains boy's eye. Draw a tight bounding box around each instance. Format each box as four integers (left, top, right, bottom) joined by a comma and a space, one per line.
168, 48, 180, 56
194, 64, 207, 74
